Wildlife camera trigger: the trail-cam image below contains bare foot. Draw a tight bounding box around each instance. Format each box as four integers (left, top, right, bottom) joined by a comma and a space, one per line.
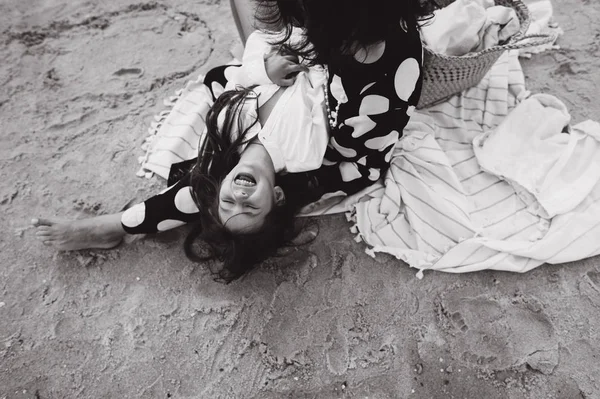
32, 213, 126, 251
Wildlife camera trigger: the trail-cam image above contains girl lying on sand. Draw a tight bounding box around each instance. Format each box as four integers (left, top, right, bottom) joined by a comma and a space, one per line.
33, 0, 433, 282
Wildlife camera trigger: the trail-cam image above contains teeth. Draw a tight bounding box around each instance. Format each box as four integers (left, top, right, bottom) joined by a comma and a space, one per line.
234, 173, 256, 186
234, 178, 255, 187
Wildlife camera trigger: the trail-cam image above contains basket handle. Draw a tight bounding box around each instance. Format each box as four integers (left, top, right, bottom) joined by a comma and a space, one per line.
502, 32, 559, 50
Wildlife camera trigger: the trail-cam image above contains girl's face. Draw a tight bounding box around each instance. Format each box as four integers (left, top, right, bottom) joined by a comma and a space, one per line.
218, 160, 285, 234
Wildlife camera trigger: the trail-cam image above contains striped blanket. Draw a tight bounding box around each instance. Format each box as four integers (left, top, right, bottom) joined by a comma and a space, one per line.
138, 50, 600, 277
137, 76, 214, 179
343, 50, 600, 277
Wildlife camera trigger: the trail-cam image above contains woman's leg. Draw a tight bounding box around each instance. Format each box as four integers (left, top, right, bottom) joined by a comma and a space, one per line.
230, 0, 259, 44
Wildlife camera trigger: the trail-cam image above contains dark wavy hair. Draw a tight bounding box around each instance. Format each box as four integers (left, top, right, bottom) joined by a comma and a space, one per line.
183, 88, 302, 283
255, 0, 435, 64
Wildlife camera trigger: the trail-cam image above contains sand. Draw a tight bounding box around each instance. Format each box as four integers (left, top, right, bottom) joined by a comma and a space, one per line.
1, 0, 599, 397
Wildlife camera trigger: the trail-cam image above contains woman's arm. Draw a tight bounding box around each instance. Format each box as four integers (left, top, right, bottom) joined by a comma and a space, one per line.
230, 30, 307, 88
313, 29, 423, 196
230, 0, 257, 44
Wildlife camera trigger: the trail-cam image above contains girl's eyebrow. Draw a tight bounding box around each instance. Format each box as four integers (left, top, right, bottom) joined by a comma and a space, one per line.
220, 207, 262, 226
219, 200, 262, 214
223, 211, 264, 233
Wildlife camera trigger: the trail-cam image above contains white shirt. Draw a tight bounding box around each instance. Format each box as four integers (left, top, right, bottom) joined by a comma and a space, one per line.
218, 30, 329, 174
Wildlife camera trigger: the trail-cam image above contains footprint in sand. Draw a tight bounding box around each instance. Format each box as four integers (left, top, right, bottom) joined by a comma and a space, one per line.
430, 286, 559, 374
325, 319, 349, 375
585, 270, 600, 291
578, 269, 600, 308
10, 4, 211, 107
113, 67, 144, 77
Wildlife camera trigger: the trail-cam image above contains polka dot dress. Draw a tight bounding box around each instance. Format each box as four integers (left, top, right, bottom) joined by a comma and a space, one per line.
310, 20, 423, 196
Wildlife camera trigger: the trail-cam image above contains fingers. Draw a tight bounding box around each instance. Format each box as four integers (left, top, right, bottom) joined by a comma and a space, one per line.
282, 54, 300, 63
277, 64, 309, 86
286, 63, 309, 74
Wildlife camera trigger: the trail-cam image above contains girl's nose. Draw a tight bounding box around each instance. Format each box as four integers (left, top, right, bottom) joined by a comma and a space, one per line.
234, 188, 249, 199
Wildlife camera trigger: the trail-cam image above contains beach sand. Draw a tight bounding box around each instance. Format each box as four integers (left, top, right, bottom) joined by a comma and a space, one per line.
1, 0, 599, 397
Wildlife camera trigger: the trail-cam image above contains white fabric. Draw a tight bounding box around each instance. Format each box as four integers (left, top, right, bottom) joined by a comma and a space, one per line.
421, 0, 519, 56
225, 29, 307, 91
316, 50, 600, 277
218, 30, 329, 173
519, 0, 563, 57
473, 94, 600, 218
225, 31, 280, 105
475, 6, 521, 52
138, 76, 214, 179
258, 69, 329, 173
138, 30, 328, 178
228, 34, 274, 88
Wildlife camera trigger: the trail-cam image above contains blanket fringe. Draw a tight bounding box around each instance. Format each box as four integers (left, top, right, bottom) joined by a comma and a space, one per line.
136, 87, 184, 179
136, 75, 206, 179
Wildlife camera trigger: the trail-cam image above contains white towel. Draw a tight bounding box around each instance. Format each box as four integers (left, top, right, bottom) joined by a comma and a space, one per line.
421, 0, 520, 56
137, 75, 213, 179
474, 93, 600, 218
345, 50, 600, 277
519, 0, 563, 57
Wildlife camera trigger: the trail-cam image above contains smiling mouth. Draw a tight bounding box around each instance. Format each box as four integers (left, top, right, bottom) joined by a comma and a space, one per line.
234, 173, 256, 187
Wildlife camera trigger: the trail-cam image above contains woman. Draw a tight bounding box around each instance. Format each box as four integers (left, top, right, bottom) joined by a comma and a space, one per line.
34, 0, 434, 281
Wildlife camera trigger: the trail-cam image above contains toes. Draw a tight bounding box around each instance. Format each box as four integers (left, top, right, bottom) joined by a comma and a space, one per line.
36, 229, 52, 237
33, 218, 54, 226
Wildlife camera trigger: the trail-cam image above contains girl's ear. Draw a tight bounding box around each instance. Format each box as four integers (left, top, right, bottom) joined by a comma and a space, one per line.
274, 186, 286, 206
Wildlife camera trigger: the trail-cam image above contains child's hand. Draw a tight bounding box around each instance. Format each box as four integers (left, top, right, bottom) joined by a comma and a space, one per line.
264, 48, 309, 86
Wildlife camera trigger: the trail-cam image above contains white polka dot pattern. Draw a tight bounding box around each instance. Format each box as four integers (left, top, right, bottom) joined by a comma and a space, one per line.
211, 82, 225, 99
394, 58, 420, 101
331, 137, 357, 157
121, 203, 146, 228
364, 130, 400, 150
368, 168, 381, 181
359, 95, 389, 116
157, 219, 187, 231
330, 74, 348, 104
353, 41, 386, 64
339, 162, 362, 182
345, 116, 376, 138
174, 187, 200, 214
360, 82, 376, 95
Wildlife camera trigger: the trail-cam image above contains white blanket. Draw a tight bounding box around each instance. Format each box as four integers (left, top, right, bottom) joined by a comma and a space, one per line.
519, 0, 563, 56
138, 76, 213, 179
421, 0, 520, 56
346, 50, 600, 277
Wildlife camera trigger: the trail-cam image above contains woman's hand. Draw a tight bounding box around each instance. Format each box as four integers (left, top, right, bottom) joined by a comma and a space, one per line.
264, 48, 308, 86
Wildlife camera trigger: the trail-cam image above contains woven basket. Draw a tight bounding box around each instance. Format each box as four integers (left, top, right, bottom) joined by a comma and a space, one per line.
417, 0, 556, 108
